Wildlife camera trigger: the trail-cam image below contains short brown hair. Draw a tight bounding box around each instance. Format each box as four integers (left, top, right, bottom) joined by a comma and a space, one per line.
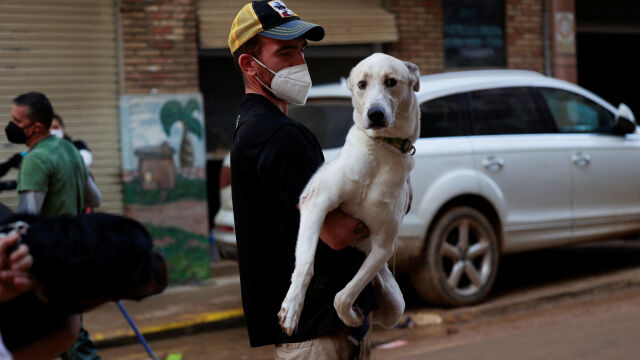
232, 35, 264, 72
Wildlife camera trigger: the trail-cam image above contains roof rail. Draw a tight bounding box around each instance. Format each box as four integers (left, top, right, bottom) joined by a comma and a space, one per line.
421, 69, 544, 81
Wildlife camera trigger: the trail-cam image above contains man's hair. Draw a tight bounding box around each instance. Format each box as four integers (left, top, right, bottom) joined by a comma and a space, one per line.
12, 92, 54, 129
232, 35, 264, 72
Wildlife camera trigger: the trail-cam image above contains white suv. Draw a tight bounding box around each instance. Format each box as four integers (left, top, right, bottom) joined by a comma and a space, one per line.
214, 69, 639, 306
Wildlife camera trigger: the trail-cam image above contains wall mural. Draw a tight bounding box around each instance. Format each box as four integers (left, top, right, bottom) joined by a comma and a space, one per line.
120, 94, 209, 284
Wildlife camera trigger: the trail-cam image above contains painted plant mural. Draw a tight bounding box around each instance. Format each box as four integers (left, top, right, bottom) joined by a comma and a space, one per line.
120, 94, 209, 284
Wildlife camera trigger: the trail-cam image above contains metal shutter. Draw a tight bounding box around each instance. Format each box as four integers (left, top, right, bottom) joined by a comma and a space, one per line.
199, 0, 398, 49
0, 0, 122, 214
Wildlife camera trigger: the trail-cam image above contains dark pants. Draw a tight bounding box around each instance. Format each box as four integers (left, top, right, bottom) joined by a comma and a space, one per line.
60, 325, 101, 360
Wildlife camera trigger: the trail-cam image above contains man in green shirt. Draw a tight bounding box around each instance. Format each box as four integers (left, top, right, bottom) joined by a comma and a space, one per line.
8, 92, 101, 216
17, 133, 87, 216
5, 91, 101, 359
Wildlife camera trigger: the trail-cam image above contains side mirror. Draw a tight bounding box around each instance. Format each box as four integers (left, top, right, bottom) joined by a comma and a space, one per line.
613, 103, 637, 135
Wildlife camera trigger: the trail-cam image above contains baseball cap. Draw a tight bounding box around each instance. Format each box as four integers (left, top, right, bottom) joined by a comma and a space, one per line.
228, 1, 325, 54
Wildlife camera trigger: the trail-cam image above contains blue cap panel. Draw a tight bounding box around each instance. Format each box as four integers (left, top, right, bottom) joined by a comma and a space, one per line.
259, 19, 325, 41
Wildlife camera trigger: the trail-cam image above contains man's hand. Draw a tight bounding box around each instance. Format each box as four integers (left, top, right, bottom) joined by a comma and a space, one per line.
0, 233, 33, 302
319, 209, 369, 250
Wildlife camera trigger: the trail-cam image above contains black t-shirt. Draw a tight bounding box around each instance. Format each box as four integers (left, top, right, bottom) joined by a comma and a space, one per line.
231, 94, 377, 347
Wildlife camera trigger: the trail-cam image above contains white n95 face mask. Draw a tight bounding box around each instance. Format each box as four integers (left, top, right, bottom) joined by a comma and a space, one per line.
50, 129, 64, 139
251, 56, 312, 105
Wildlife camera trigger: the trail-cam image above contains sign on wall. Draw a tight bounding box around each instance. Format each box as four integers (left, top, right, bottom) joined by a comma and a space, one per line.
443, 0, 506, 68
120, 94, 209, 284
555, 12, 576, 55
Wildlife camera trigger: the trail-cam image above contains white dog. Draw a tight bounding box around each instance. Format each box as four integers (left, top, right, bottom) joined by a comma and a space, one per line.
278, 53, 421, 335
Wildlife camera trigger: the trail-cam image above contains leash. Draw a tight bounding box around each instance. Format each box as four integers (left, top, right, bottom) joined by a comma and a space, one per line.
348, 251, 399, 359
117, 301, 159, 360
348, 310, 371, 360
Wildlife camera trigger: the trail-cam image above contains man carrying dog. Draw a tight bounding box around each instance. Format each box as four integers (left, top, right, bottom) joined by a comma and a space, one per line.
229, 1, 379, 358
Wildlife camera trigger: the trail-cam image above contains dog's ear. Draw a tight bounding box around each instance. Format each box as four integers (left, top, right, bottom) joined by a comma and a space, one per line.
404, 61, 420, 92
346, 67, 356, 93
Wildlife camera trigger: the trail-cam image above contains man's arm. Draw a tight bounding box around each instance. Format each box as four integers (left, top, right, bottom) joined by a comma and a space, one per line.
16, 191, 46, 215
11, 314, 80, 360
315, 177, 413, 250
84, 175, 101, 209
319, 209, 369, 250
0, 153, 22, 178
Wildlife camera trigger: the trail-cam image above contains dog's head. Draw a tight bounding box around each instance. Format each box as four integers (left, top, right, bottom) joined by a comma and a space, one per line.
347, 53, 420, 140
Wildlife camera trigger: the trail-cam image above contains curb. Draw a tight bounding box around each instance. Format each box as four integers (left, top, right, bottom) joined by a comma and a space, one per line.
95, 308, 245, 349
407, 268, 640, 327
94, 260, 243, 349
96, 268, 640, 348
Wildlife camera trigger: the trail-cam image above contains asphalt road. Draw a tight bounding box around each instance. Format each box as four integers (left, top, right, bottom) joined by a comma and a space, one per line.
99, 286, 640, 359
99, 239, 640, 359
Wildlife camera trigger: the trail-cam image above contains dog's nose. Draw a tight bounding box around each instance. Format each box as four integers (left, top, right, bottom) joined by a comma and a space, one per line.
367, 107, 386, 128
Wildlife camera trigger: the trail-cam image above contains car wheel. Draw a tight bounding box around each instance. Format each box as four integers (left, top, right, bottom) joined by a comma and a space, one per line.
411, 206, 499, 306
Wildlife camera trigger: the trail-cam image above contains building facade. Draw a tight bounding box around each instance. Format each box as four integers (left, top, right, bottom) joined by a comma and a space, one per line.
4, 0, 638, 282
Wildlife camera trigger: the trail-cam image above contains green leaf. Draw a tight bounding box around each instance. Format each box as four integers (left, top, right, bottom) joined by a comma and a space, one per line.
184, 99, 200, 118
186, 118, 202, 139
183, 99, 203, 139
160, 100, 184, 135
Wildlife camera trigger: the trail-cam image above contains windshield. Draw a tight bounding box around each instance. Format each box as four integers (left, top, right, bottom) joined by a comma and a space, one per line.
289, 98, 353, 149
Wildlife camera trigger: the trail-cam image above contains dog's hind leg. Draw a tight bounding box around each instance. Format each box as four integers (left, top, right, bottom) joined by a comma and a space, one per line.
334, 229, 396, 327
371, 263, 405, 328
278, 199, 331, 336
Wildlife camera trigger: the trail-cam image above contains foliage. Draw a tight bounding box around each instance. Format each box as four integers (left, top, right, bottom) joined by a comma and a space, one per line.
143, 222, 211, 284
160, 99, 203, 139
122, 173, 207, 205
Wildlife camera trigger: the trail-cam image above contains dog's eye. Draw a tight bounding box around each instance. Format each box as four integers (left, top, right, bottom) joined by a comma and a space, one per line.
358, 81, 367, 90
385, 78, 397, 87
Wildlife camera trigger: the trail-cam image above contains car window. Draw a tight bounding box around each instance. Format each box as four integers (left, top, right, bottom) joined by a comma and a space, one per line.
289, 99, 353, 149
470, 87, 554, 135
420, 94, 465, 138
539, 87, 615, 133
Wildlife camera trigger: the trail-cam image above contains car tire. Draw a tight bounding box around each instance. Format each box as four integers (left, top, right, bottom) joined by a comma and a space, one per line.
411, 206, 499, 306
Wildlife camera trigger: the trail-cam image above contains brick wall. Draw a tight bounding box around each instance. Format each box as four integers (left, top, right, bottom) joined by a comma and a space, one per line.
385, 0, 445, 75
387, 0, 551, 75
121, 0, 199, 93
506, 0, 545, 72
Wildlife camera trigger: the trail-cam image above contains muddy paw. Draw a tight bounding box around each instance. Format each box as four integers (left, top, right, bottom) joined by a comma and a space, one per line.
279, 295, 303, 336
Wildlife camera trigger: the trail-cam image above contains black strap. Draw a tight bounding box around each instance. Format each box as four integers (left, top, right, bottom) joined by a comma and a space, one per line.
347, 311, 370, 360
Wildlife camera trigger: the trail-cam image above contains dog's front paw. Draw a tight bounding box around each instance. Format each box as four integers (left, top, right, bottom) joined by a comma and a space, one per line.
334, 289, 363, 327
279, 291, 304, 336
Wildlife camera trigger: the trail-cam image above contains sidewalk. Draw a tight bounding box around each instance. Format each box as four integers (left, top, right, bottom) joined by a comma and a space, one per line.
84, 260, 244, 348
85, 259, 640, 349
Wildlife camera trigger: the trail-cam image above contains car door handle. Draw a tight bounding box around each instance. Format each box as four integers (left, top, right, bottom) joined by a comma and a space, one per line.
482, 156, 504, 172
571, 152, 591, 168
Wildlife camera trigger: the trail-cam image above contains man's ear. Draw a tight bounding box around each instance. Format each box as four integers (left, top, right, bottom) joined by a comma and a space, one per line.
33, 122, 47, 135
238, 54, 257, 77
404, 61, 420, 92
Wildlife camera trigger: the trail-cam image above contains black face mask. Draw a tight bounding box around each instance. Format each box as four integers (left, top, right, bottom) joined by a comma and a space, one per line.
5, 122, 29, 144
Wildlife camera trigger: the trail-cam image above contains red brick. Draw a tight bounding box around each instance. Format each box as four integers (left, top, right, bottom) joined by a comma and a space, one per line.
149, 12, 171, 20
151, 41, 173, 50
122, 0, 199, 93
151, 27, 172, 34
